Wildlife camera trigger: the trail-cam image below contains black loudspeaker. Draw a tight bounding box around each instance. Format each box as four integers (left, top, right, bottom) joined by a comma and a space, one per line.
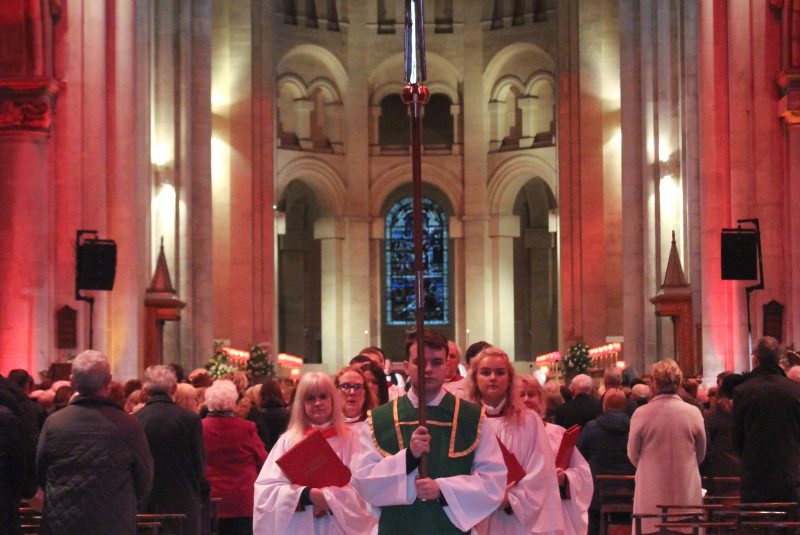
77, 240, 117, 290
721, 230, 758, 280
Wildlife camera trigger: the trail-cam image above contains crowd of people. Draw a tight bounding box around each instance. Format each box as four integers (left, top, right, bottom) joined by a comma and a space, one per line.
0, 333, 798, 535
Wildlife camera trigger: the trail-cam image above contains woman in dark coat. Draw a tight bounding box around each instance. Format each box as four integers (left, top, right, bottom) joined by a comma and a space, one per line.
700, 374, 743, 489
577, 388, 635, 535
246, 379, 290, 451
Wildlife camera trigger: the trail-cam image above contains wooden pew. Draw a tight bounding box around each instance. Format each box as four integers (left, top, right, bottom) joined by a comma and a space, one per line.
596, 475, 636, 535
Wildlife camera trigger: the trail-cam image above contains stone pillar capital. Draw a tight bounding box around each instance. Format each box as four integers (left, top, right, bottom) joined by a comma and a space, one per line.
369, 217, 385, 239
0, 78, 60, 136
293, 99, 314, 112
449, 216, 463, 239
517, 95, 539, 109
489, 214, 520, 238
488, 100, 504, 113
314, 216, 345, 240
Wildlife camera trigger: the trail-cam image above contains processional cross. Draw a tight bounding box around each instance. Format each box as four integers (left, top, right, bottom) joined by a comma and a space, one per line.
402, 0, 431, 477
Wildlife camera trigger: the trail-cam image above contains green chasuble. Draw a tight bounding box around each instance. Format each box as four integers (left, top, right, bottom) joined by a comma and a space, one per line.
367, 392, 484, 535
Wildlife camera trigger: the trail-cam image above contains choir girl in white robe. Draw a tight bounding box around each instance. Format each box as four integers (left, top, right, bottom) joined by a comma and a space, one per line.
253, 371, 375, 535
520, 374, 594, 535
465, 347, 565, 535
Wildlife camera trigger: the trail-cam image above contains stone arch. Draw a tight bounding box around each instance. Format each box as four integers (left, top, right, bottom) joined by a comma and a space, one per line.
370, 52, 460, 98
484, 42, 555, 88
525, 71, 556, 96
276, 73, 308, 99
371, 82, 405, 106
307, 76, 342, 103
276, 156, 347, 217
426, 81, 460, 104
488, 154, 558, 214
277, 44, 348, 93
370, 161, 462, 217
490, 74, 525, 102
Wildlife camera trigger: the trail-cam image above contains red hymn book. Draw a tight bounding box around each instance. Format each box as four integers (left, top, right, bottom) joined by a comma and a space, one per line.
555, 424, 581, 470
276, 430, 351, 488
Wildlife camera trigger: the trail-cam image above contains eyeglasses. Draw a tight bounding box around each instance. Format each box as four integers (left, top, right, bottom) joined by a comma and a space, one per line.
338, 383, 364, 393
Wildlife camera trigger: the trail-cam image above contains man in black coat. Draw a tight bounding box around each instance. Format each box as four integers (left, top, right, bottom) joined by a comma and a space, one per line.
733, 336, 800, 503
134, 365, 207, 535
0, 372, 42, 535
37, 350, 153, 535
556, 373, 601, 429
0, 397, 23, 535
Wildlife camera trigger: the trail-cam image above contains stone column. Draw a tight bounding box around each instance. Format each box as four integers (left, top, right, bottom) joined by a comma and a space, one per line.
449, 216, 466, 353
315, 216, 345, 372
619, 0, 647, 374
489, 214, 521, 356
251, 0, 276, 348
488, 101, 505, 152
107, 0, 149, 380
780, 78, 800, 342
369, 105, 381, 154
462, 6, 492, 346
368, 218, 385, 350
294, 99, 314, 150
518, 96, 537, 148
698, 1, 745, 374
785, 116, 800, 343
450, 103, 462, 154
342, 218, 372, 360
536, 91, 554, 135
325, 101, 343, 153
342, 0, 371, 360
189, 0, 213, 366
0, 82, 58, 374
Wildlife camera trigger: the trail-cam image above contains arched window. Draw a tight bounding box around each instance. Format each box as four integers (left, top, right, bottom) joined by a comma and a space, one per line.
384, 197, 449, 325
422, 94, 453, 148
379, 94, 409, 148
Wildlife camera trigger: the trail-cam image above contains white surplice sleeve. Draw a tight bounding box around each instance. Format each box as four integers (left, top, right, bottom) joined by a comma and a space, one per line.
351, 422, 416, 508
506, 411, 565, 534
435, 417, 507, 532
561, 447, 593, 535
253, 434, 304, 535
322, 433, 376, 534
546, 423, 593, 535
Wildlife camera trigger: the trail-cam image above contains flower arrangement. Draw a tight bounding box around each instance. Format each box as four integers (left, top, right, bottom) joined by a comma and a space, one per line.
247, 343, 273, 378
563, 343, 592, 374
205, 342, 239, 379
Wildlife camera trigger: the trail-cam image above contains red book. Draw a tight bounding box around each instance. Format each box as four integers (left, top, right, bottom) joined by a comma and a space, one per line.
276, 430, 351, 488
497, 437, 526, 485
555, 424, 581, 471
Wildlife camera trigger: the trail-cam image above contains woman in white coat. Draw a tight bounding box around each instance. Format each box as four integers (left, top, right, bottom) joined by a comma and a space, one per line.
466, 347, 565, 535
627, 359, 706, 535
253, 371, 375, 535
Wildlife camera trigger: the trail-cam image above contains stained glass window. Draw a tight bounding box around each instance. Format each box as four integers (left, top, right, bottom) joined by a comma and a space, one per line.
385, 197, 449, 325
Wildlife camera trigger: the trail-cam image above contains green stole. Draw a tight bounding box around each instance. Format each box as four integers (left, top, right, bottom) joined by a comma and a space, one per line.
367, 392, 484, 535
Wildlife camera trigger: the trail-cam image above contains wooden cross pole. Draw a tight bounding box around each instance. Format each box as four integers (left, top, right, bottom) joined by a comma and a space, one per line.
402, 0, 430, 478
